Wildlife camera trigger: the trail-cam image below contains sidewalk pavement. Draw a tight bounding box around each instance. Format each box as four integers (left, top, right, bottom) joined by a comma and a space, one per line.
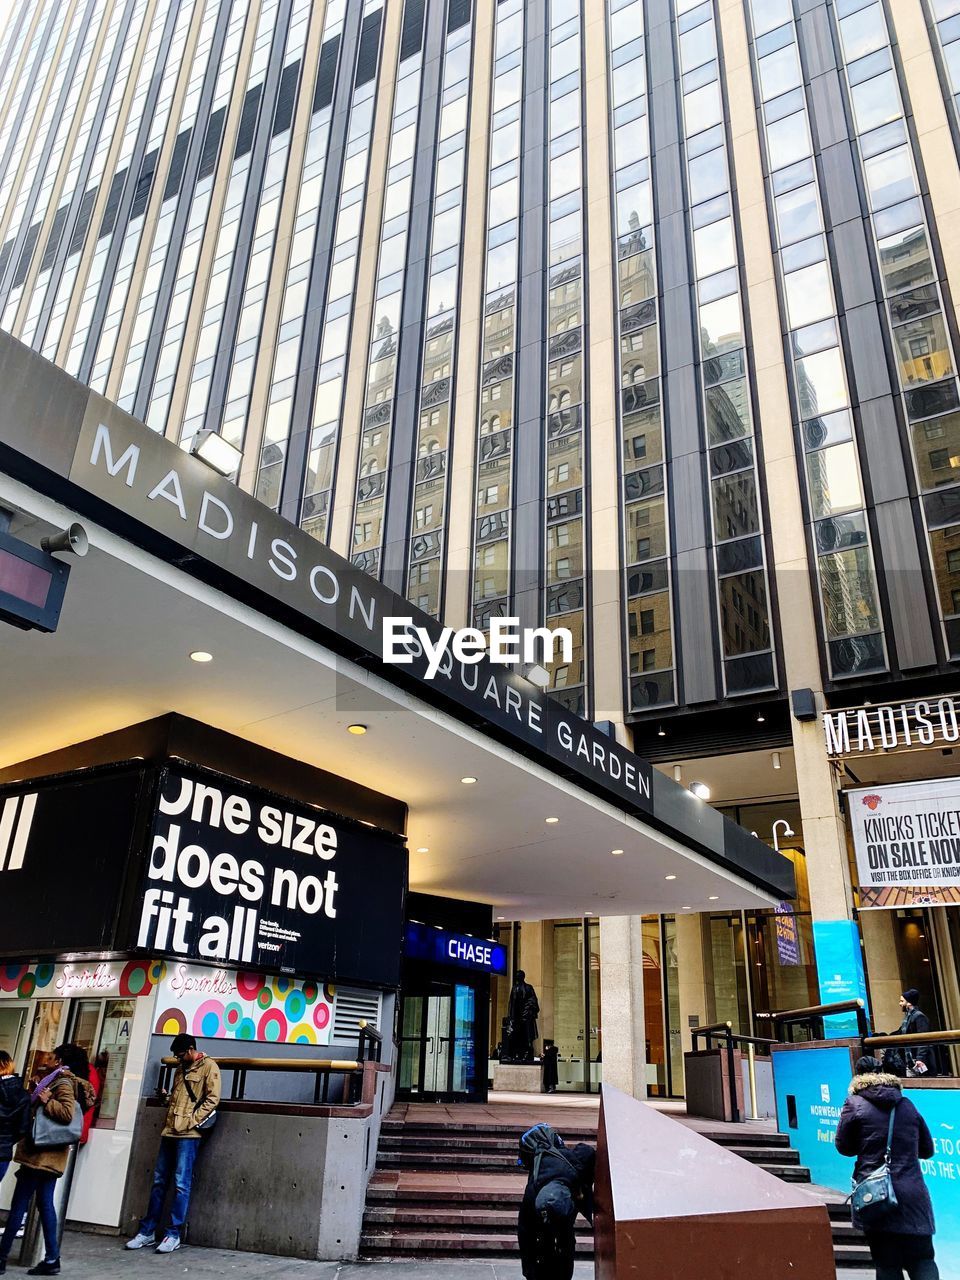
49, 1233, 596, 1277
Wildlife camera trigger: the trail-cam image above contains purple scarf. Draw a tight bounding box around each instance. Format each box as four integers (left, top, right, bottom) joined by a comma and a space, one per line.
30, 1066, 64, 1104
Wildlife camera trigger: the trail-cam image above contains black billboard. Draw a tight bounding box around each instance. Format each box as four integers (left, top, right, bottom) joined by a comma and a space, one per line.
0, 768, 147, 954
0, 763, 408, 989
133, 767, 407, 987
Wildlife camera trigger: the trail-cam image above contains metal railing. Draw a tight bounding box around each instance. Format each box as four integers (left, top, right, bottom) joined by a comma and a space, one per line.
757, 999, 871, 1042
358, 1019, 383, 1063
158, 1053, 367, 1104
690, 1022, 777, 1122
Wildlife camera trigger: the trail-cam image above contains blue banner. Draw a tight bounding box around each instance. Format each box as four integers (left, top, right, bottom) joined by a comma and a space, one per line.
771, 1045, 960, 1280
812, 918, 869, 1036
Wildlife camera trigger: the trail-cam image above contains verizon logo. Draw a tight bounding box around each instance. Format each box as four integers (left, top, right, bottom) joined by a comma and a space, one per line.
0, 794, 36, 871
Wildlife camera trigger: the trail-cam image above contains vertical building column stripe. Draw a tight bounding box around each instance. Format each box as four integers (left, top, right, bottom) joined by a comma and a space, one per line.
444, 0, 493, 629
584, 1, 622, 726
327, 0, 405, 560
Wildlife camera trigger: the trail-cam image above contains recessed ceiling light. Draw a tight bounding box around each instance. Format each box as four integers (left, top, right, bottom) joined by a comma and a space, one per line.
416, 846, 429, 853
189, 651, 213, 663
708, 895, 719, 901
497, 915, 505, 921
545, 816, 559, 824
665, 874, 677, 881
611, 848, 624, 856
584, 911, 594, 916
347, 723, 367, 735
682, 905, 692, 910
461, 776, 477, 785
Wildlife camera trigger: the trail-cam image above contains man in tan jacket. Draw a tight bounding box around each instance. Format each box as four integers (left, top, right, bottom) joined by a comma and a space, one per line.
125, 1034, 220, 1256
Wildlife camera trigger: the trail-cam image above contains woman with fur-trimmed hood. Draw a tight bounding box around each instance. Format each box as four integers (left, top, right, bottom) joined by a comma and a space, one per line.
835, 1056, 938, 1280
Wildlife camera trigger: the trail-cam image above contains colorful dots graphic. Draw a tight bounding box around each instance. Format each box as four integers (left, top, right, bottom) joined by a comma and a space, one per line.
236, 973, 265, 1001
257, 1009, 287, 1043
284, 989, 306, 1022
289, 1023, 317, 1045
156, 1009, 187, 1036
313, 1003, 330, 1031
33, 964, 55, 988
193, 1000, 225, 1039
236, 1018, 256, 1040
0, 965, 29, 993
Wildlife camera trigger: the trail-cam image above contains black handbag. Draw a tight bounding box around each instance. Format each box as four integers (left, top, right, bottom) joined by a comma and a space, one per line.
181, 1069, 217, 1133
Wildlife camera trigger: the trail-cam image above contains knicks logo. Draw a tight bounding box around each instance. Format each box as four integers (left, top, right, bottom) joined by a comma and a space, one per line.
0, 793, 37, 871
862, 794, 882, 811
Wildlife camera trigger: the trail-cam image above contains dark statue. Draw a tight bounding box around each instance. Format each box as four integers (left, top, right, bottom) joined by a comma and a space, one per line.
502, 969, 540, 1064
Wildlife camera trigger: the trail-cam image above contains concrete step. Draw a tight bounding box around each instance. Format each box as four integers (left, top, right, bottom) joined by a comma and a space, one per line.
361, 1229, 593, 1256
363, 1205, 591, 1233
834, 1241, 874, 1267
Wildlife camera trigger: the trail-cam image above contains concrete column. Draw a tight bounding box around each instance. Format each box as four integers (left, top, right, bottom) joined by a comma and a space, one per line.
599, 915, 647, 1099
675, 913, 714, 1059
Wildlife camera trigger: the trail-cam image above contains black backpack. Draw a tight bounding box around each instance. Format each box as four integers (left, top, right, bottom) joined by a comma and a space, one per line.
518, 1122, 566, 1181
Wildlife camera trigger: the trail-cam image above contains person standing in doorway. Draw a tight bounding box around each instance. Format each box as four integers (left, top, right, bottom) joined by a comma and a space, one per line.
836, 1056, 938, 1280
896, 990, 940, 1077
0, 1052, 29, 1185
125, 1035, 220, 1256
0, 1044, 95, 1277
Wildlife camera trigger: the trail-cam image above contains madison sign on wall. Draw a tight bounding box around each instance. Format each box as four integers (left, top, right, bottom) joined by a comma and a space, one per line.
824, 696, 960, 759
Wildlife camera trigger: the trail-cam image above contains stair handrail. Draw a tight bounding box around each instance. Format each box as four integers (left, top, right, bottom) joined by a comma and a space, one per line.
759, 999, 870, 1041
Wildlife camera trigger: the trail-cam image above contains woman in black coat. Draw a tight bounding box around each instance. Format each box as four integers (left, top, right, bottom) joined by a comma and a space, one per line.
835, 1056, 938, 1280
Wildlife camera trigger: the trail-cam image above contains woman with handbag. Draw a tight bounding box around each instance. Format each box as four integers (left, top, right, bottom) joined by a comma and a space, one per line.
0, 1044, 95, 1277
835, 1056, 938, 1280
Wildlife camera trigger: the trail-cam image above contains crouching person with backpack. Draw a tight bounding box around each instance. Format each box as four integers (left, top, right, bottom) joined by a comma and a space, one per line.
517, 1123, 595, 1280
125, 1035, 220, 1257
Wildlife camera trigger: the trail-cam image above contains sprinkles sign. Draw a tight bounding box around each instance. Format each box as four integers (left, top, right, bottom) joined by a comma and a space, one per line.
153, 962, 334, 1045
0, 958, 163, 1000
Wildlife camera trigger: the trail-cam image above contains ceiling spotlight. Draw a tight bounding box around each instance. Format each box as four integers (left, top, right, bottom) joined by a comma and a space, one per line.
611, 848, 624, 856
189, 650, 213, 663
584, 911, 594, 916
347, 723, 367, 735
657, 725, 666, 738
190, 427, 243, 478
708, 895, 719, 901
665, 874, 677, 881
682, 905, 692, 910
461, 776, 477, 785
673, 764, 682, 783
497, 916, 505, 921
416, 846, 429, 853
545, 816, 560, 824
690, 781, 710, 800
756, 711, 766, 724
772, 750, 781, 770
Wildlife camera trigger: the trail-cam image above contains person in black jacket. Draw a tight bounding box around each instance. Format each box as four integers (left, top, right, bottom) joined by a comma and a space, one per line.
895, 991, 939, 1076
0, 1052, 29, 1185
517, 1138, 595, 1280
835, 1056, 938, 1280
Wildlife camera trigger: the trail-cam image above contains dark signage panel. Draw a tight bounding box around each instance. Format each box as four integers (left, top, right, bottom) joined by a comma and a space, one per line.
0, 531, 70, 633
134, 768, 407, 987
0, 770, 146, 954
403, 922, 507, 975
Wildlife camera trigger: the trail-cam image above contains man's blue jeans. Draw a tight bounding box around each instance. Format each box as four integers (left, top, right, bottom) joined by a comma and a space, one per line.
140, 1137, 200, 1241
0, 1167, 59, 1263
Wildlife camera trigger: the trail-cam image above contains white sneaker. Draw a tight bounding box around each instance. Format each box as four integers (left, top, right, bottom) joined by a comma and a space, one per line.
125, 1232, 156, 1250
155, 1236, 181, 1254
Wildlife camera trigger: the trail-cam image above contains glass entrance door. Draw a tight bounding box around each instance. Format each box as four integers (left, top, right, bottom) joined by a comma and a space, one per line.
398, 982, 478, 1100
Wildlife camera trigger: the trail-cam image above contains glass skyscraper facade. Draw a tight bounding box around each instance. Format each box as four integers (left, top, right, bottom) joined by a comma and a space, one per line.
2, 0, 958, 722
